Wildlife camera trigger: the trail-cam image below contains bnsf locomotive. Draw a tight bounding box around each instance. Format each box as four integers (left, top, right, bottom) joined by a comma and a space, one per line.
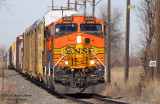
4, 9, 105, 94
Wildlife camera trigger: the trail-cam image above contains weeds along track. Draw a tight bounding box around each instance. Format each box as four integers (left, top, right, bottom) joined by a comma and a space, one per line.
15, 70, 128, 104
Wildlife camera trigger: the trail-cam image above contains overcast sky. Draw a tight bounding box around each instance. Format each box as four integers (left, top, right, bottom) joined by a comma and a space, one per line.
0, 0, 140, 52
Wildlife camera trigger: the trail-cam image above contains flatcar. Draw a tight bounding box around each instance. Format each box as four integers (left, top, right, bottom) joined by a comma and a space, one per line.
5, 9, 106, 94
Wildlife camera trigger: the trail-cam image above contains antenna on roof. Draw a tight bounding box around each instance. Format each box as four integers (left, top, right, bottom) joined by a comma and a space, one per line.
61, 6, 64, 17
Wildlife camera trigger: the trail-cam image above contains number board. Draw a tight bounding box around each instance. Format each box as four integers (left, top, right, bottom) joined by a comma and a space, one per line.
63, 17, 73, 21
149, 61, 156, 67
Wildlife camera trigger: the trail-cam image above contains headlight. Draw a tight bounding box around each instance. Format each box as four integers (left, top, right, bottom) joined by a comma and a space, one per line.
77, 36, 82, 43
64, 61, 69, 65
90, 60, 95, 65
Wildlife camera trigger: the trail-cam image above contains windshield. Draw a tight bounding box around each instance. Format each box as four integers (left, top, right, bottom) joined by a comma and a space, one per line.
80, 23, 102, 32
55, 24, 78, 32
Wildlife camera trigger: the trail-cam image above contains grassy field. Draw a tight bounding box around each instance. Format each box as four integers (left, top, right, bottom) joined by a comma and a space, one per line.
102, 66, 160, 103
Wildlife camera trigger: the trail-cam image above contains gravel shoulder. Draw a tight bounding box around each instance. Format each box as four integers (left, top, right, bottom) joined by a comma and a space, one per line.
0, 69, 71, 104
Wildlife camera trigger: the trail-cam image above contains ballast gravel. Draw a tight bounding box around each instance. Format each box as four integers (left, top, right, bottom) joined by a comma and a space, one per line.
1, 69, 71, 104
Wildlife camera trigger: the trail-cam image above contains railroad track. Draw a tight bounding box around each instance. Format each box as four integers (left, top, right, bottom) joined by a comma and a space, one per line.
16, 70, 128, 104
92, 94, 128, 104
66, 93, 128, 104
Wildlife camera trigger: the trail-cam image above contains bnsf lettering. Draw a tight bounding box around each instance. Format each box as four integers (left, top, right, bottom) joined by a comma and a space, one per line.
65, 48, 93, 54
74, 48, 81, 54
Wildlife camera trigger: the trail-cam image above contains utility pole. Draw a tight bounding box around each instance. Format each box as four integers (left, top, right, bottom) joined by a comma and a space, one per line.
48, 0, 58, 10
84, 0, 87, 16
2, 60, 4, 93
67, 0, 87, 14
92, 0, 95, 16
66, 0, 101, 16
106, 0, 111, 84
68, 0, 70, 9
52, 0, 54, 10
155, 0, 160, 80
75, 0, 77, 11
124, 0, 130, 83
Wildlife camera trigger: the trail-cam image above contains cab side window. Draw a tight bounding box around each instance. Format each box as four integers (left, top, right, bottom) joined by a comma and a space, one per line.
49, 24, 53, 37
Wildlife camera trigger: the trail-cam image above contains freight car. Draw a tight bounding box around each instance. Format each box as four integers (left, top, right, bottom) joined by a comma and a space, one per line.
9, 42, 16, 69
5, 9, 106, 94
5, 35, 23, 70
16, 35, 23, 72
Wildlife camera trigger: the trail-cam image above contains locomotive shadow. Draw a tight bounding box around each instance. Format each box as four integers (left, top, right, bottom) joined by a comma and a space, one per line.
66, 93, 93, 99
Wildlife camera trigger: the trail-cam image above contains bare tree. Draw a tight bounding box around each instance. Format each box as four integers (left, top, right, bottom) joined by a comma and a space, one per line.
137, 0, 156, 78
0, 46, 6, 61
0, 46, 6, 71
98, 6, 123, 61
0, 0, 5, 7
0, 0, 8, 10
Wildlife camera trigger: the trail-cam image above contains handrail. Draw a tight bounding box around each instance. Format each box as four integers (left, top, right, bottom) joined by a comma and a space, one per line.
91, 50, 106, 77
52, 50, 67, 77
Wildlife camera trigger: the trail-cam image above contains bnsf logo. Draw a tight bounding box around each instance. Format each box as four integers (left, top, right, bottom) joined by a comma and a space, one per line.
65, 48, 94, 54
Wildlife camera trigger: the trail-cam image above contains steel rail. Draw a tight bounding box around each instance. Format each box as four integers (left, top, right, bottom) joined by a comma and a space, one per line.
93, 94, 128, 104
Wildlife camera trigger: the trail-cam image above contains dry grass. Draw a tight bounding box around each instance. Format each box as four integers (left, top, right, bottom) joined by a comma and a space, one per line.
140, 80, 160, 103
102, 66, 160, 103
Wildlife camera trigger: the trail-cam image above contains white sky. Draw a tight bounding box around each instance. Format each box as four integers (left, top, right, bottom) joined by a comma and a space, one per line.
0, 0, 141, 53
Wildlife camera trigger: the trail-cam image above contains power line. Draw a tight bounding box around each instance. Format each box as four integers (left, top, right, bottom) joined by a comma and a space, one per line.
66, 0, 101, 16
